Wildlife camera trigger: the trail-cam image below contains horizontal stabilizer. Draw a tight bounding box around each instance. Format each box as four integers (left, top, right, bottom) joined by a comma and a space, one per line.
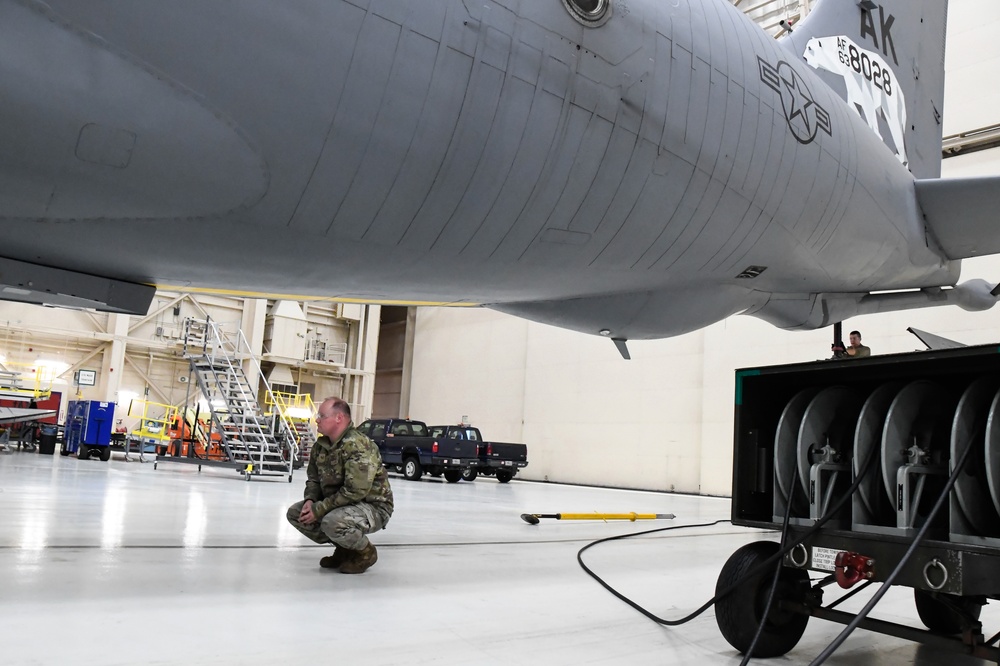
906, 327, 966, 350
915, 176, 1000, 259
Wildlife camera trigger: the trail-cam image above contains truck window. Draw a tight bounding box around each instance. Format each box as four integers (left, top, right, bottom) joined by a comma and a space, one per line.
430, 427, 444, 438
356, 422, 371, 435
466, 429, 479, 441
391, 423, 410, 436
411, 424, 428, 437
372, 424, 386, 438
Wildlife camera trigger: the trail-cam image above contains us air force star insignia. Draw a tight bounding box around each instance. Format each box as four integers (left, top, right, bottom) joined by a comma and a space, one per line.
758, 56, 832, 144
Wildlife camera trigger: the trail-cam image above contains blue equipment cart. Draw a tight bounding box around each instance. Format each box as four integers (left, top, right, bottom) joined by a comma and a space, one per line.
63, 400, 116, 461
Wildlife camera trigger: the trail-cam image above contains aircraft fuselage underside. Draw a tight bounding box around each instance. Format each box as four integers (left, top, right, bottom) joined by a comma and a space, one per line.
0, 0, 963, 337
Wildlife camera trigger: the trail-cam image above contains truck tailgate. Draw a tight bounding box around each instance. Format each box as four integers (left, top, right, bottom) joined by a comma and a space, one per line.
437, 439, 478, 461
485, 442, 527, 462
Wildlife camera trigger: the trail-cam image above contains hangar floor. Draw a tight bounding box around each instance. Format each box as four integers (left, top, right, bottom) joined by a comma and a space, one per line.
1, 451, 995, 665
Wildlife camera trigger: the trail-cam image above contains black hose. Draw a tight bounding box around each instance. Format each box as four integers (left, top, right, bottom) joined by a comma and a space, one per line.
577, 436, 881, 626
740, 465, 797, 665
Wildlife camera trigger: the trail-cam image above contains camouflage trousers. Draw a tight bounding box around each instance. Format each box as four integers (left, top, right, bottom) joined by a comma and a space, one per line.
286, 500, 390, 551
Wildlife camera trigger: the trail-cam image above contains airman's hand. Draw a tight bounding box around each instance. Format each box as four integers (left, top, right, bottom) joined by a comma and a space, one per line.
300, 500, 317, 525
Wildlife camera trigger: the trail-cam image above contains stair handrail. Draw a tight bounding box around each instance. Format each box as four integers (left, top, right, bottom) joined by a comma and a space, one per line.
192, 317, 300, 468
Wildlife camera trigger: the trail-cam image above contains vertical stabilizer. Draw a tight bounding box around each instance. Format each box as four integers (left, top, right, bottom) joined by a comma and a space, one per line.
781, 0, 947, 178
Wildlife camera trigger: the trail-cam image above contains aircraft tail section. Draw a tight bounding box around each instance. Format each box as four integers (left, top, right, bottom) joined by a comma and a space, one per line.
915, 176, 1000, 260
782, 0, 948, 178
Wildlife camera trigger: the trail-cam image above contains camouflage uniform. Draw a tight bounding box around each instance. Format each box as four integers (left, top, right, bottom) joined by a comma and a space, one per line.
286, 422, 393, 552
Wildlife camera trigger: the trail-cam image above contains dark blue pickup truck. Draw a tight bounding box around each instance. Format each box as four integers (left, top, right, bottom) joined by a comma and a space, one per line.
357, 418, 479, 482
428, 425, 528, 483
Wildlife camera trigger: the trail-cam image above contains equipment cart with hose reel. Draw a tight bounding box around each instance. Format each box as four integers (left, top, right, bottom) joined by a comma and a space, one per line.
726, 345, 1000, 661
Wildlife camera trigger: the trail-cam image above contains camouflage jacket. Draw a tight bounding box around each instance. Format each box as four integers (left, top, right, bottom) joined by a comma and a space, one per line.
305, 422, 393, 520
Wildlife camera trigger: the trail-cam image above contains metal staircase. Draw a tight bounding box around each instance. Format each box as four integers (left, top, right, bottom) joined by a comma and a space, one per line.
154, 318, 298, 482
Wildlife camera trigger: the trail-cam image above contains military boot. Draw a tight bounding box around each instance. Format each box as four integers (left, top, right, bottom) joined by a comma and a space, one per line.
319, 546, 350, 569
338, 543, 378, 574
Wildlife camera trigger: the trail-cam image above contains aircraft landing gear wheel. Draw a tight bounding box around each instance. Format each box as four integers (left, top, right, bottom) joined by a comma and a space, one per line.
914, 590, 985, 634
715, 540, 811, 658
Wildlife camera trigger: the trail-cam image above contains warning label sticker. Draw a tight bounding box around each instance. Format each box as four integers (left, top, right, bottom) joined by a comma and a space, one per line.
812, 546, 838, 572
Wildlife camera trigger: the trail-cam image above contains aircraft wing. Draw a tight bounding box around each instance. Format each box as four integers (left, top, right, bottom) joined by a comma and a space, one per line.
0, 408, 58, 425
916, 176, 1000, 260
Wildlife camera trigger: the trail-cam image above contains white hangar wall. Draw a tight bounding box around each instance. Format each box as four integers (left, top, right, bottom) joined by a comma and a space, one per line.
408, 0, 1000, 495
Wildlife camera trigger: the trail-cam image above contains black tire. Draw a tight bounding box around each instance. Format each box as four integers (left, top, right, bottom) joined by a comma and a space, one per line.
403, 457, 423, 481
914, 590, 984, 634
495, 469, 513, 483
60, 449, 71, 457
99, 446, 111, 462
444, 470, 462, 483
715, 541, 810, 658
461, 468, 478, 482
78, 444, 89, 459
430, 471, 443, 478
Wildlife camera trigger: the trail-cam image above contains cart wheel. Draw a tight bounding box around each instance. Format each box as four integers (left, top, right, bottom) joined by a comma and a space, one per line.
914, 590, 984, 634
715, 540, 810, 658
288, 473, 293, 483
99, 446, 111, 462
153, 462, 158, 470
78, 444, 89, 459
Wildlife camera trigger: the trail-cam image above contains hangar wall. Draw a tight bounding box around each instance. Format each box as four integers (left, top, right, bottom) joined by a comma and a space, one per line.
408, 0, 1000, 495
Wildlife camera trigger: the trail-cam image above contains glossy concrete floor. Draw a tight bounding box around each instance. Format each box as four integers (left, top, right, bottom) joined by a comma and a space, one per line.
1, 450, 996, 666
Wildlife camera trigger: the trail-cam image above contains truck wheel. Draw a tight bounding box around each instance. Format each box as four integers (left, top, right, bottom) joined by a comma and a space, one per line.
914, 590, 984, 634
99, 446, 111, 462
444, 470, 462, 483
403, 457, 423, 481
461, 468, 478, 482
496, 470, 513, 483
715, 541, 810, 657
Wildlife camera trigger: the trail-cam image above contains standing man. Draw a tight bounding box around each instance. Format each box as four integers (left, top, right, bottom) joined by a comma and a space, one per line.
846, 330, 871, 358
286, 398, 393, 573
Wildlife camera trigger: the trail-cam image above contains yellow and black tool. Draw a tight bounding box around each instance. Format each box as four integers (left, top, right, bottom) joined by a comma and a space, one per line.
520, 511, 675, 525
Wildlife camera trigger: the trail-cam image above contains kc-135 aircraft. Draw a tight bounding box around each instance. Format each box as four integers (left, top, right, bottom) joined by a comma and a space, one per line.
2, 0, 998, 346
